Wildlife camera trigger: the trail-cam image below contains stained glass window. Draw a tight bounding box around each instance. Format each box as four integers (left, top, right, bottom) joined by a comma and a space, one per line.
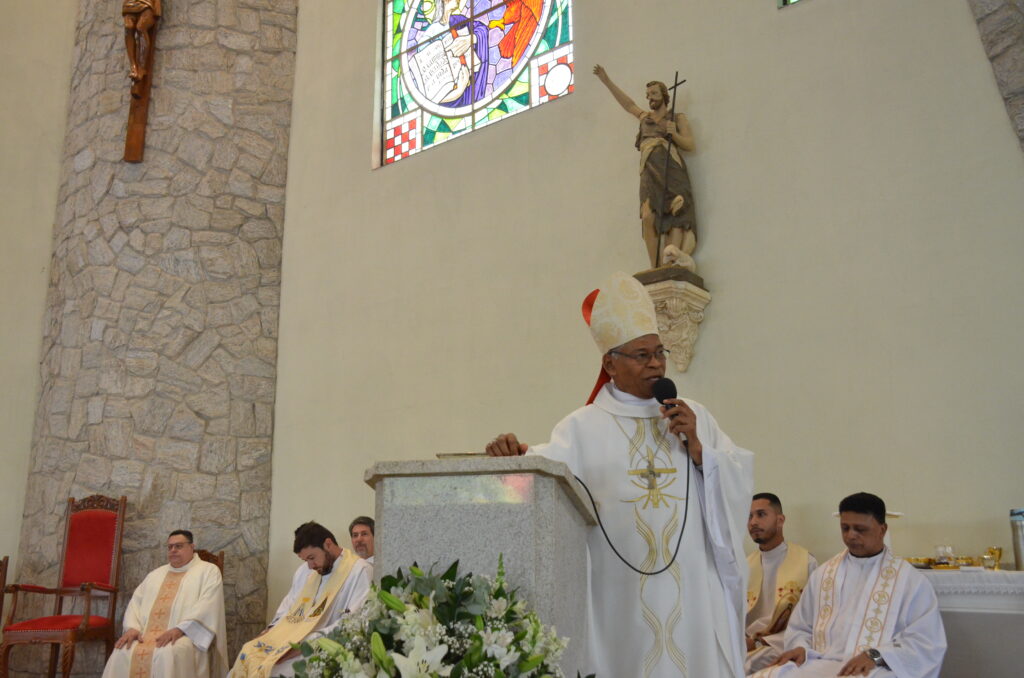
381, 0, 575, 165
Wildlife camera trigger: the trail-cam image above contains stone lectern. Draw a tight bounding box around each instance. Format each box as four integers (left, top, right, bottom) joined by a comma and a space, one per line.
365, 456, 597, 676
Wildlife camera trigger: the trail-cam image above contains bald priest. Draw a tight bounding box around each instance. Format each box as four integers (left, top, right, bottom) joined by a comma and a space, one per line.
487, 271, 755, 678
101, 530, 227, 678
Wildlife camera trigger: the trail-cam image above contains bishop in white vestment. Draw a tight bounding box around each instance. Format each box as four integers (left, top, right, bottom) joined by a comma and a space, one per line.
102, 532, 227, 678
487, 272, 754, 678
753, 494, 945, 678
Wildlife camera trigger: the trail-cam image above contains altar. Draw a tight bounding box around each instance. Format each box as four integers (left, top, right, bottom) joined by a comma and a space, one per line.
921, 570, 1024, 677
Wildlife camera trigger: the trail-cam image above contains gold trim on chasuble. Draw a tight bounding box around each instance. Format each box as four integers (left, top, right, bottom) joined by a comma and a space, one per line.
746, 544, 811, 635
854, 550, 903, 653
812, 549, 903, 655
617, 415, 688, 677
231, 550, 359, 678
129, 570, 186, 678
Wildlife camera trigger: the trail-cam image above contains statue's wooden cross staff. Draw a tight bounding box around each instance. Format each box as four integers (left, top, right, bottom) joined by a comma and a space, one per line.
656, 71, 686, 267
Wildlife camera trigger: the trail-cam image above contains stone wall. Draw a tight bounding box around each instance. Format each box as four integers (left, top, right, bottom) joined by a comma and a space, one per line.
967, 0, 1024, 151
11, 0, 297, 674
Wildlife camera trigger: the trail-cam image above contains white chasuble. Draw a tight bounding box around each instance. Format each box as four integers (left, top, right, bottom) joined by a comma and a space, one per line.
751, 549, 946, 678
528, 384, 754, 678
101, 555, 228, 678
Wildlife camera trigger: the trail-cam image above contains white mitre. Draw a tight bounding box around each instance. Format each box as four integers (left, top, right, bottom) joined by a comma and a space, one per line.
587, 271, 659, 353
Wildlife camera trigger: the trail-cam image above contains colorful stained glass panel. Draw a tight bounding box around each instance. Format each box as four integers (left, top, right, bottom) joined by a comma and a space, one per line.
381, 0, 574, 165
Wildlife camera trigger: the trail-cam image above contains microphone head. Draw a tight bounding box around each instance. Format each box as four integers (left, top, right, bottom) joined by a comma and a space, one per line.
651, 377, 677, 405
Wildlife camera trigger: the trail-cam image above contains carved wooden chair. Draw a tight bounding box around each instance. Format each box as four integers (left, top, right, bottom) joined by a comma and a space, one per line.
0, 495, 127, 678
0, 556, 7, 634
196, 549, 225, 573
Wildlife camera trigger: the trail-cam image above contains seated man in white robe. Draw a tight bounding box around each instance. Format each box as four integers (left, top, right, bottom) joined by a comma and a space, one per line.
487, 271, 754, 678
102, 529, 227, 678
348, 515, 375, 565
753, 493, 946, 678
229, 521, 372, 678
745, 492, 818, 674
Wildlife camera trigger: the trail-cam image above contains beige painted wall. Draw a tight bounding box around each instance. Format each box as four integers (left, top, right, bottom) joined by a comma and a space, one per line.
270, 0, 1024, 613
0, 1, 76, 576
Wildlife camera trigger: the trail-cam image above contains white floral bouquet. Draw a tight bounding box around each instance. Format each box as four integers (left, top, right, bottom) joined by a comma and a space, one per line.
294, 557, 581, 678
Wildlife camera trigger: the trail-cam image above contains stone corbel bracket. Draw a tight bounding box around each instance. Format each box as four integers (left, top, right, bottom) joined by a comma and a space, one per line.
636, 268, 711, 372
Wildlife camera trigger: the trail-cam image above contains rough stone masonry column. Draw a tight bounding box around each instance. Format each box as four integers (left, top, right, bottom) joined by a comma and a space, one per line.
12, 0, 297, 674
966, 0, 1024, 152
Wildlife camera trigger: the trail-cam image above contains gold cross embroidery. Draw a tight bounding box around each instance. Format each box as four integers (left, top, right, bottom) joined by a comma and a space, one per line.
625, 447, 682, 509
132, 646, 153, 677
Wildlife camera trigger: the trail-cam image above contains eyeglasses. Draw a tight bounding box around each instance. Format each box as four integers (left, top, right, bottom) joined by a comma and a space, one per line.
609, 348, 670, 364
167, 542, 193, 551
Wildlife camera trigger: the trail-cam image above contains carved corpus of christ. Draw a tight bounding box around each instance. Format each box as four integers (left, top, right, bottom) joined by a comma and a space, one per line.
123, 0, 162, 88
122, 0, 162, 162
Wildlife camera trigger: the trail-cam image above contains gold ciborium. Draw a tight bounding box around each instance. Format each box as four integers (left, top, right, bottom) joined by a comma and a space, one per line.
983, 546, 1002, 570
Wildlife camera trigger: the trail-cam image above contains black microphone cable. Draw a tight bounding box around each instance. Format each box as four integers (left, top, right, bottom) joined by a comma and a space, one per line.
573, 456, 691, 576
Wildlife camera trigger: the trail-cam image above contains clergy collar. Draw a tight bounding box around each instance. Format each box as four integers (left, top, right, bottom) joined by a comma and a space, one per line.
169, 553, 198, 573
595, 383, 662, 418
847, 547, 887, 561
760, 540, 789, 556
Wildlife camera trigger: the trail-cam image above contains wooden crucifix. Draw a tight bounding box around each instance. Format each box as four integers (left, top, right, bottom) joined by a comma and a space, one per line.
123, 0, 162, 163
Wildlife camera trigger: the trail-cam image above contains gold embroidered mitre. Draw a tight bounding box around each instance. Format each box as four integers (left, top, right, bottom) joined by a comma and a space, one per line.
587, 271, 659, 354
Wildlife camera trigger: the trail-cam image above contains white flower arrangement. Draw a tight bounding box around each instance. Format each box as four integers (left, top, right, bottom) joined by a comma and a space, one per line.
294, 557, 584, 678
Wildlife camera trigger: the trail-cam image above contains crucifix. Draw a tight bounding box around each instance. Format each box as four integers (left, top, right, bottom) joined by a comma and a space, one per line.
629, 454, 676, 490
122, 0, 163, 162
626, 448, 682, 509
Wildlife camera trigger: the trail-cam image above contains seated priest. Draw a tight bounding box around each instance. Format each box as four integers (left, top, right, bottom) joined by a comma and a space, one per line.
752, 493, 946, 678
101, 529, 228, 678
348, 515, 375, 565
745, 492, 818, 674
229, 521, 372, 678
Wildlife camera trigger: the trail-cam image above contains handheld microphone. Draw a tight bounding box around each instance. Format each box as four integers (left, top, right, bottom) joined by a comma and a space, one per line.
651, 377, 677, 409
652, 377, 688, 447
574, 377, 695, 575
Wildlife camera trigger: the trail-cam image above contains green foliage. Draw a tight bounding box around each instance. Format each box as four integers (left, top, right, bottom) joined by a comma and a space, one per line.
294, 558, 574, 678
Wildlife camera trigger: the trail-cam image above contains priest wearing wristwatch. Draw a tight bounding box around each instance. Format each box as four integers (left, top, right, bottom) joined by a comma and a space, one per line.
751, 493, 946, 678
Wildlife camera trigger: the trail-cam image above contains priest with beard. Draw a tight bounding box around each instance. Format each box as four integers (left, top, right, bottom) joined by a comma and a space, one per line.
745, 493, 818, 674
229, 522, 372, 678
753, 493, 946, 678
486, 271, 755, 678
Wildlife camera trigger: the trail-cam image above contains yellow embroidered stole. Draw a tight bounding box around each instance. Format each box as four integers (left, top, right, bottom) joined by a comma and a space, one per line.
129, 570, 186, 678
746, 543, 811, 635
231, 550, 359, 678
812, 548, 905, 656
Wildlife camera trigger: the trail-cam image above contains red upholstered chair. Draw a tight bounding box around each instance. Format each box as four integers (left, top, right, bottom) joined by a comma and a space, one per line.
0, 495, 126, 678
0, 555, 7, 632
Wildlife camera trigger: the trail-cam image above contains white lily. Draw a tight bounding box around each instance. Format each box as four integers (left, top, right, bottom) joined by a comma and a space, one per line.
391, 637, 451, 677
486, 596, 509, 619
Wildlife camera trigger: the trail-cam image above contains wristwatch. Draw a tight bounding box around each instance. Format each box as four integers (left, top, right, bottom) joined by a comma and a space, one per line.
866, 648, 888, 668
